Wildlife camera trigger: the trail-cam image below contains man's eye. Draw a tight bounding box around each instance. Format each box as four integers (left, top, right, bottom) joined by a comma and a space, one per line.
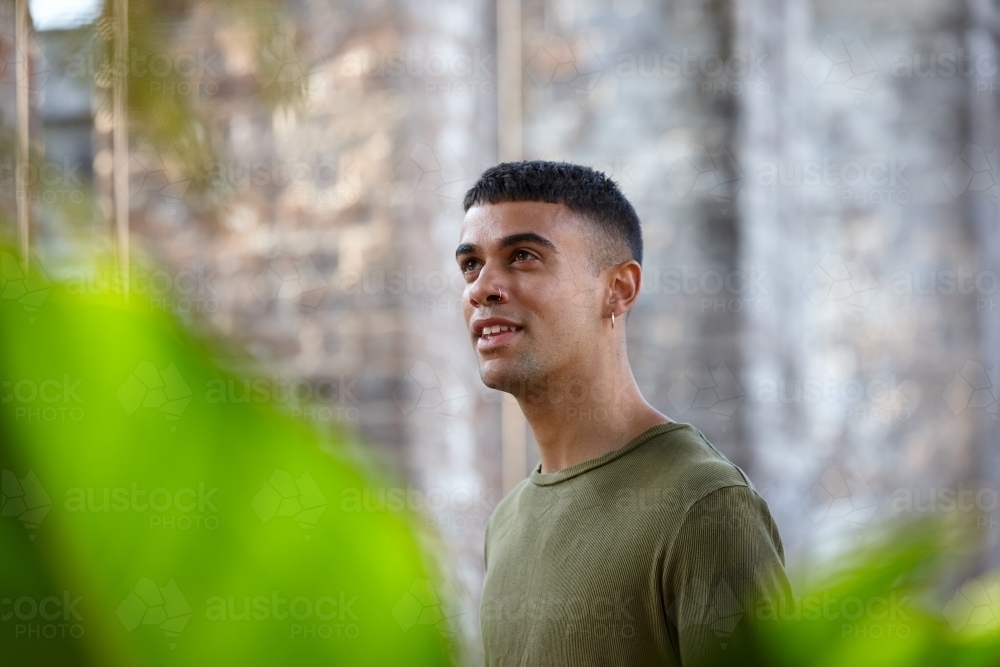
461, 259, 481, 273
513, 249, 535, 262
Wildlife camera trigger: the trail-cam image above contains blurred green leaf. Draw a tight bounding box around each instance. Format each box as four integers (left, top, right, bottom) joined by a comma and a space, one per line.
0, 248, 456, 666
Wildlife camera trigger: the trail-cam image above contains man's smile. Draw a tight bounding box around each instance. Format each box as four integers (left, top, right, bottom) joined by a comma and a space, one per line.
472, 317, 525, 352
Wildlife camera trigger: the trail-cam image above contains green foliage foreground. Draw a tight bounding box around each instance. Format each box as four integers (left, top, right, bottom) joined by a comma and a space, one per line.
732, 522, 1000, 667
0, 251, 456, 666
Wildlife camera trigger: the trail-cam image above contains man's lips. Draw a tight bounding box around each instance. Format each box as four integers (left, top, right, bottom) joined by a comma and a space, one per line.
472, 317, 524, 352
476, 326, 522, 351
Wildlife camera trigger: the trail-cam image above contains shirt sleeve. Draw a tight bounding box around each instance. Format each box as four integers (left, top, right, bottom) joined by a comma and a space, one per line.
662, 484, 792, 667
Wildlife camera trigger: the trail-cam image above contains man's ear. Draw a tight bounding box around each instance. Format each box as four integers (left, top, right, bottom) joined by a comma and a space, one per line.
608, 260, 642, 314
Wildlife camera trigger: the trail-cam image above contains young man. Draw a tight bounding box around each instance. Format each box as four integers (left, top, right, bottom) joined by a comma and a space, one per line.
456, 161, 791, 666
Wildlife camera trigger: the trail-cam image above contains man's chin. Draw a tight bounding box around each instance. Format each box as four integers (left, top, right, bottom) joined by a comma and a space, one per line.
479, 361, 530, 395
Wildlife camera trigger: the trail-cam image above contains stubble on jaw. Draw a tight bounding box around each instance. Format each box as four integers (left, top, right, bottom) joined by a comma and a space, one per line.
480, 348, 614, 409
478, 349, 543, 397
477, 295, 604, 405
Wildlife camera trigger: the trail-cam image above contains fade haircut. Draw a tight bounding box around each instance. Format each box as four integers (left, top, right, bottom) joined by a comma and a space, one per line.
462, 161, 643, 274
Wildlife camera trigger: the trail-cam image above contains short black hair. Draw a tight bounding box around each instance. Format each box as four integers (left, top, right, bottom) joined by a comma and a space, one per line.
462, 161, 643, 271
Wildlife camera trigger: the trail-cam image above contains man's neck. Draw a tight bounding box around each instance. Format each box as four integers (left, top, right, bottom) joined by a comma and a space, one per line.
514, 364, 671, 474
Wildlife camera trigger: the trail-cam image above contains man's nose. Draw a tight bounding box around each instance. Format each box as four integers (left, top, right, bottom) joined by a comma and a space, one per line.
468, 266, 509, 308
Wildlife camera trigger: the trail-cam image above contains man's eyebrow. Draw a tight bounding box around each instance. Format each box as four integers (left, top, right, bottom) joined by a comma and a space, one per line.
499, 232, 558, 252
455, 232, 558, 260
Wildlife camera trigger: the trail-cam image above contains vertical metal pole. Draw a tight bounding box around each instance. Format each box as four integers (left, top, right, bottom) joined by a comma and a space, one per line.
113, 0, 129, 291
497, 0, 522, 164
966, 0, 1000, 570
501, 393, 527, 492
497, 0, 528, 493
15, 0, 29, 268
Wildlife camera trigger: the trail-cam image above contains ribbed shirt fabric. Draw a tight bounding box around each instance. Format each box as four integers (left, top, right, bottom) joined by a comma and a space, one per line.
481, 422, 791, 667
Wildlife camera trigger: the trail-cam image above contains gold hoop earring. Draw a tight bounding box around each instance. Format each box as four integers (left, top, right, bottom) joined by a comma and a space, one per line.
611, 312, 615, 329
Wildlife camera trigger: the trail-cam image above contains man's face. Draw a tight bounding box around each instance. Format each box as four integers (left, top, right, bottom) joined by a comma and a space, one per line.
457, 201, 604, 393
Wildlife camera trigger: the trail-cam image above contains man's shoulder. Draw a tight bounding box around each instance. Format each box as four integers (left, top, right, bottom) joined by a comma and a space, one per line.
631, 422, 756, 513
483, 423, 760, 542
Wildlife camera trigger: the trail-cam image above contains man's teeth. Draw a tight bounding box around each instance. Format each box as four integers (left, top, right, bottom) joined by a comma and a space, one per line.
483, 325, 515, 336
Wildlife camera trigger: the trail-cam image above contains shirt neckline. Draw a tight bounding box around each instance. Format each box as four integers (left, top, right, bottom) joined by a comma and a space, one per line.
529, 421, 689, 487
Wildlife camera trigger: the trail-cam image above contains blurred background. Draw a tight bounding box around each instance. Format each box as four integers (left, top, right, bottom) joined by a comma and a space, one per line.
2, 0, 999, 663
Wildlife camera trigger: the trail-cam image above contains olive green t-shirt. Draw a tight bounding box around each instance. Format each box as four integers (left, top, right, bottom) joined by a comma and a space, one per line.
481, 422, 791, 667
